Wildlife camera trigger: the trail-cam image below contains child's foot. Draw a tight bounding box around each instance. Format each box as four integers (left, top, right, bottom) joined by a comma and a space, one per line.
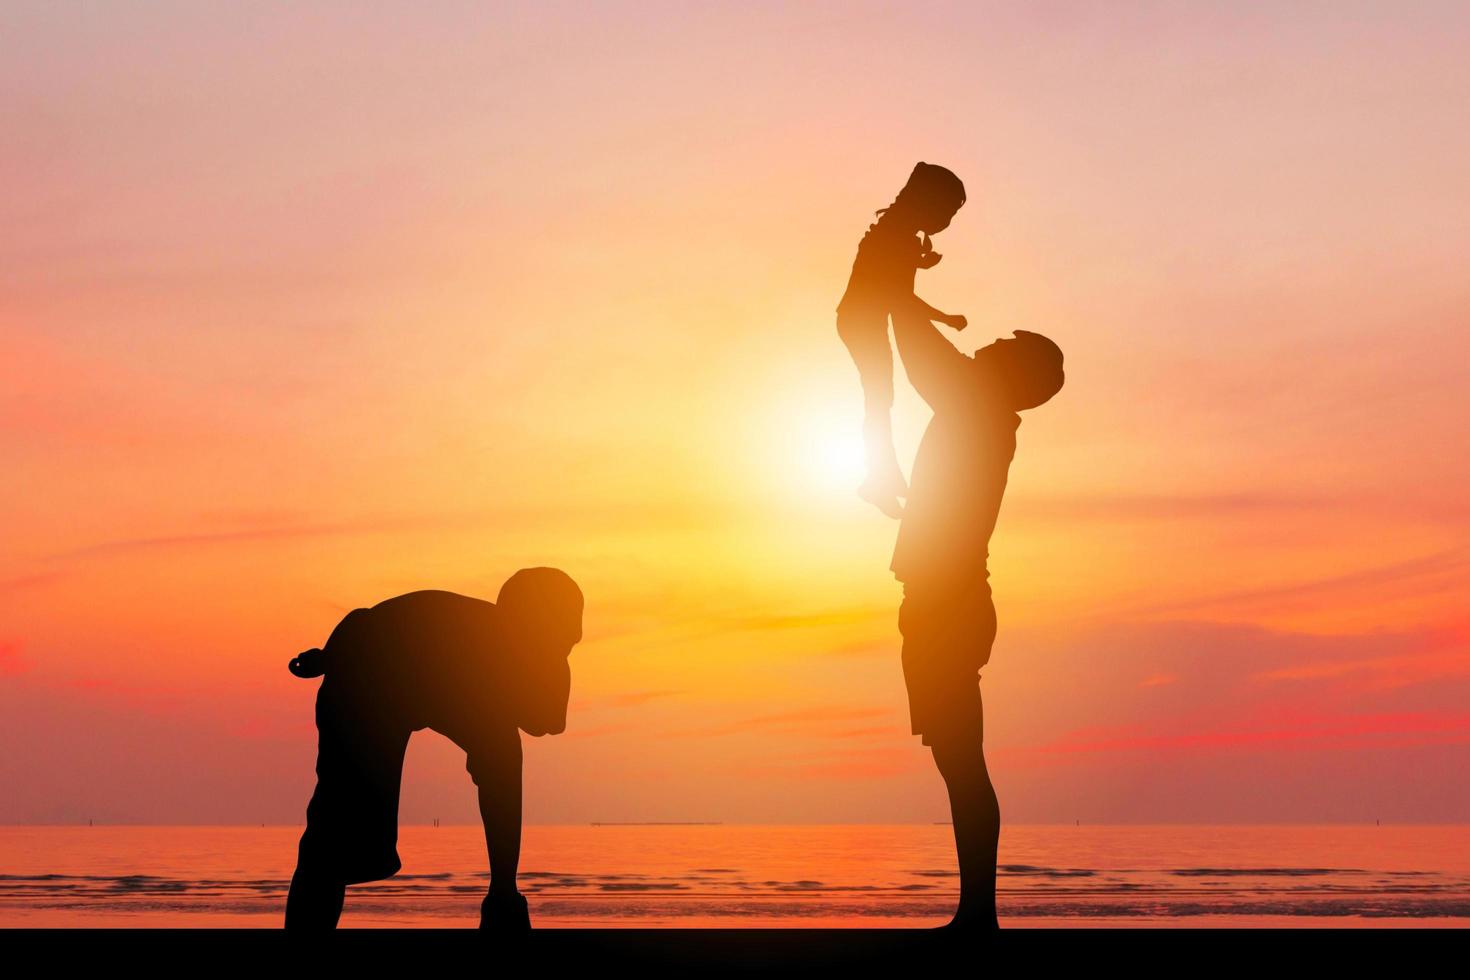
858, 475, 907, 520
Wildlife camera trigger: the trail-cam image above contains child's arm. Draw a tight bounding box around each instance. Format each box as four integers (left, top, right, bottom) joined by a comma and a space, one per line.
910, 234, 967, 330
910, 293, 967, 332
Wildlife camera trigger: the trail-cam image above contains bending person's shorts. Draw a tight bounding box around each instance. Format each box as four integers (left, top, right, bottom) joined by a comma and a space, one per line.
295, 672, 413, 885
294, 669, 523, 886
897, 578, 997, 747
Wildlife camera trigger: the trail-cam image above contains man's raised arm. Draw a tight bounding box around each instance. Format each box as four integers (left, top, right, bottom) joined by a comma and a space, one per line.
891, 298, 971, 410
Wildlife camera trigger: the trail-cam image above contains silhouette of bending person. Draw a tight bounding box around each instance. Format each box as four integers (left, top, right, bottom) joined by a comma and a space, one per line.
284, 568, 583, 932
889, 301, 1063, 931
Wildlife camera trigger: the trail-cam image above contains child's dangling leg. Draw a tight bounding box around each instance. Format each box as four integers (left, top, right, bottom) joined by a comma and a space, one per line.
838, 310, 907, 519
860, 403, 906, 518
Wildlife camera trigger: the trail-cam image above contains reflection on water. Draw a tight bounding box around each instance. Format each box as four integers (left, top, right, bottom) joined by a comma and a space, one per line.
2, 825, 1467, 928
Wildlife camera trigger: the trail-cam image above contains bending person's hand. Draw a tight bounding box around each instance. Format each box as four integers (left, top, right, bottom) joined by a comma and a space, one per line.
288, 648, 326, 678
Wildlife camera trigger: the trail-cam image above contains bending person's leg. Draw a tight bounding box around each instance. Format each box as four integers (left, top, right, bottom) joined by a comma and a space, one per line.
285, 676, 410, 931
285, 860, 346, 930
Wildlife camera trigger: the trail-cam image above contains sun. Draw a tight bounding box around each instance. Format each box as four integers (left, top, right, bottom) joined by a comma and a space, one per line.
813, 428, 866, 489
795, 411, 867, 496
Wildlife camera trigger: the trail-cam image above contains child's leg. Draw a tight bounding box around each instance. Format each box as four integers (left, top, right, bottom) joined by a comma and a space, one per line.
838, 310, 906, 514
862, 393, 904, 492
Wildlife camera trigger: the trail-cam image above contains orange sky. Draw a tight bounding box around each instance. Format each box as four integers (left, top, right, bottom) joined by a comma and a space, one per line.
3, 2, 1468, 824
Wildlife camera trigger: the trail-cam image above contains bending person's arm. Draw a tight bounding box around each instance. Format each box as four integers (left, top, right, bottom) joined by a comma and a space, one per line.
891, 297, 971, 410
515, 655, 571, 737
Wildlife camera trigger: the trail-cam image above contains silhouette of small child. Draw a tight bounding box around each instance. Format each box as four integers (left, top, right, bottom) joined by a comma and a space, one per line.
837, 162, 968, 518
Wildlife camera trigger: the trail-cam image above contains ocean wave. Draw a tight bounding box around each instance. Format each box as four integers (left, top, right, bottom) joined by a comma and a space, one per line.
4, 861, 1469, 922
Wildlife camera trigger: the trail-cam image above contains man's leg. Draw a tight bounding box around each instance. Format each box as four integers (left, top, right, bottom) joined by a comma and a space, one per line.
931, 736, 1000, 929
470, 727, 529, 930
900, 580, 1000, 929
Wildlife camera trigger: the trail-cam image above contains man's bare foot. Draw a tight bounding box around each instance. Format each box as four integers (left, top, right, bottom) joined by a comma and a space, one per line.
480, 889, 531, 934
939, 313, 968, 331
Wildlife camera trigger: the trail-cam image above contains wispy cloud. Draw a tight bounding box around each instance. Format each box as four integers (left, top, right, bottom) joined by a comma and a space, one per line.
1006, 492, 1470, 525
572, 689, 686, 711
52, 516, 442, 560
1017, 711, 1470, 756
1007, 492, 1327, 523
676, 706, 892, 738
722, 746, 918, 782
1129, 548, 1469, 618
0, 572, 64, 595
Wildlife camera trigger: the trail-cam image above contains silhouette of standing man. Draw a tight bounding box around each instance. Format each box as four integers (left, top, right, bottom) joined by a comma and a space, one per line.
889, 300, 1063, 931
284, 568, 583, 932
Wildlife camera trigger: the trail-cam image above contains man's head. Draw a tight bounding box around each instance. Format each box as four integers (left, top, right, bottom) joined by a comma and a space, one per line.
974, 330, 1065, 411
497, 567, 583, 736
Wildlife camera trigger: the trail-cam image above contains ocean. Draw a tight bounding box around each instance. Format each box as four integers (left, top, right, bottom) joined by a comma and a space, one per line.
2, 824, 1467, 928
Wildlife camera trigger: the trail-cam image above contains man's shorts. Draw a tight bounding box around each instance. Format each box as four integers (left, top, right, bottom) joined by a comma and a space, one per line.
897, 578, 997, 747
294, 669, 520, 885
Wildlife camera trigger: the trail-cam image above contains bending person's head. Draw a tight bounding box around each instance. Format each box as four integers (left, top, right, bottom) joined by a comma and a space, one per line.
975, 330, 1065, 411
498, 567, 583, 736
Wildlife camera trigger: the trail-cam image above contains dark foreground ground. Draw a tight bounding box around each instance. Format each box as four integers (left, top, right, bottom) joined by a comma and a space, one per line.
9, 928, 1465, 973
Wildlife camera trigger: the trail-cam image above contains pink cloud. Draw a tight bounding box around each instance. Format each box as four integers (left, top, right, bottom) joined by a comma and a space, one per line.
0, 640, 29, 676
1020, 711, 1470, 756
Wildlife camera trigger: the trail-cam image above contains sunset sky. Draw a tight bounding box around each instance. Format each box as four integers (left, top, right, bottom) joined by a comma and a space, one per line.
3, 2, 1468, 826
